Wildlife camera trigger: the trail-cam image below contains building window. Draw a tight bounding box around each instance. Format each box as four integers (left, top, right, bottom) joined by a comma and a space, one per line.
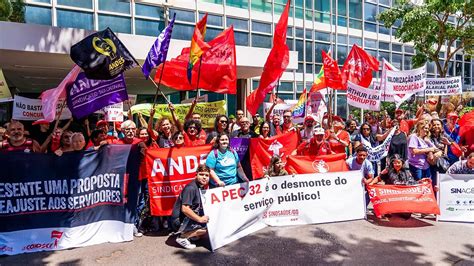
98, 0, 130, 14
349, 0, 362, 19
295, 27, 304, 38
404, 55, 412, 70
315, 43, 331, 62
364, 39, 377, 49
364, 3, 377, 22
296, 40, 304, 61
337, 45, 348, 65
202, 0, 223, 4
227, 17, 248, 30
98, 14, 131, 33
57, 9, 93, 30
392, 53, 402, 69
135, 4, 164, 18
315, 31, 331, 42
337, 34, 347, 45
25, 5, 52, 26
349, 19, 362, 29
251, 0, 272, 13
234, 31, 249, 46
252, 34, 272, 48
135, 19, 164, 37
57, 0, 92, 9
379, 41, 390, 50
392, 43, 402, 52
315, 12, 331, 23
204, 27, 222, 42
200, 13, 222, 27
173, 23, 195, 40
305, 41, 313, 62
364, 22, 377, 32
349, 36, 362, 46
379, 51, 390, 62
226, 0, 248, 9
315, 0, 330, 13
252, 21, 271, 33
404, 46, 414, 54
169, 9, 195, 23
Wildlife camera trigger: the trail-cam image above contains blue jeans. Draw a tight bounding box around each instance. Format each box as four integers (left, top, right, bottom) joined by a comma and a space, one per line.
409, 164, 431, 181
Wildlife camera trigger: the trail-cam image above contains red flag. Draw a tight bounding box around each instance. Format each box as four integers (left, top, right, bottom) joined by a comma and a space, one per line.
367, 181, 440, 218
39, 65, 81, 122
250, 131, 299, 179
322, 50, 344, 90
246, 0, 290, 115
342, 44, 379, 88
155, 27, 237, 94
143, 145, 213, 216
285, 153, 349, 174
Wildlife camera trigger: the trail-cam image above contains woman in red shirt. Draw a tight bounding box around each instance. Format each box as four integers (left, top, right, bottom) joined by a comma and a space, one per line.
325, 120, 350, 156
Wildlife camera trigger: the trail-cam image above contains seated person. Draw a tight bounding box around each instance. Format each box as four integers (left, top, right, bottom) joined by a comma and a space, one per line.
264, 155, 288, 178
171, 164, 210, 250
346, 146, 375, 185
373, 154, 417, 186
292, 127, 333, 156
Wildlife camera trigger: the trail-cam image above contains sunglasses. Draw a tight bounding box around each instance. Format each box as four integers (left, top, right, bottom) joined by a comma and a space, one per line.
283, 115, 291, 118
219, 120, 228, 124
362, 128, 371, 131
174, 136, 184, 140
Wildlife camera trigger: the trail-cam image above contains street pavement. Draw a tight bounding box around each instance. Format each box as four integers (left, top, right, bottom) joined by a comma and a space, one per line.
1, 214, 472, 265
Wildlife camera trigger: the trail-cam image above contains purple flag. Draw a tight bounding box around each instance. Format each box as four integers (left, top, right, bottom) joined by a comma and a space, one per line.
67, 73, 128, 119
141, 13, 176, 79
230, 138, 250, 161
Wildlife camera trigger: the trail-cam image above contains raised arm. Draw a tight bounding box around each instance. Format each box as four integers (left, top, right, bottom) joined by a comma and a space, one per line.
185, 98, 198, 122
147, 109, 158, 140
169, 103, 183, 132
265, 96, 278, 122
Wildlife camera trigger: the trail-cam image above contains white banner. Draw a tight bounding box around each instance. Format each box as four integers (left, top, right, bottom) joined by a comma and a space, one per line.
103, 102, 124, 122
385, 65, 426, 95
0, 221, 133, 255
373, 82, 395, 102
308, 92, 327, 122
347, 81, 381, 111
425, 77, 463, 96
263, 100, 303, 124
361, 128, 396, 162
202, 171, 366, 250
437, 174, 474, 223
12, 96, 72, 121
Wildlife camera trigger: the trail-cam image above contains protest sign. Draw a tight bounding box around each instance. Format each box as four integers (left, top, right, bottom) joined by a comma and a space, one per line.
12, 96, 72, 121
263, 100, 303, 124
385, 65, 426, 95
437, 174, 474, 223
285, 153, 349, 174
425, 77, 462, 96
103, 102, 124, 122
67, 73, 128, 119
0, 145, 140, 256
230, 138, 250, 161
143, 145, 212, 216
307, 92, 327, 122
131, 100, 227, 129
0, 69, 12, 103
202, 171, 366, 250
373, 82, 394, 102
347, 81, 381, 111
250, 131, 299, 179
361, 128, 395, 162
367, 181, 440, 217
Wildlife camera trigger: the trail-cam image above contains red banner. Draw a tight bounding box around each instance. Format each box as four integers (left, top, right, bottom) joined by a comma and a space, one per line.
143, 145, 212, 216
250, 131, 298, 179
285, 153, 349, 174
366, 182, 440, 217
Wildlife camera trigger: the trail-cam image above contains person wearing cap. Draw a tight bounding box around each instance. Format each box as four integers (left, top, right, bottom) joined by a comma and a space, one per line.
301, 116, 316, 142
292, 126, 333, 156
395, 108, 411, 135
444, 112, 462, 164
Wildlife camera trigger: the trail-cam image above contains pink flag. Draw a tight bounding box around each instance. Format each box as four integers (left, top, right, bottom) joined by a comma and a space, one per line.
39, 65, 81, 122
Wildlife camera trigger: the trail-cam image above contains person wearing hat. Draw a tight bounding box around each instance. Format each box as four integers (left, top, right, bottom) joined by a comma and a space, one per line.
395, 108, 411, 135
444, 112, 462, 164
292, 126, 333, 156
325, 119, 350, 157
300, 116, 316, 142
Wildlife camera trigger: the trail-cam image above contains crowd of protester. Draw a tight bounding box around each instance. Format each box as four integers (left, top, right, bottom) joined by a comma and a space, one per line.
1, 96, 473, 249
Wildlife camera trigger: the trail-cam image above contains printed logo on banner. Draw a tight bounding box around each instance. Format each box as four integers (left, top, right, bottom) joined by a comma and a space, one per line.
21, 230, 64, 251
268, 140, 284, 156
312, 160, 329, 173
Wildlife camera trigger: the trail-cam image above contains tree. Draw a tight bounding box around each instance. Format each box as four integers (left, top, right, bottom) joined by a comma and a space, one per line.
9, 0, 25, 23
0, 0, 12, 21
378, 0, 473, 78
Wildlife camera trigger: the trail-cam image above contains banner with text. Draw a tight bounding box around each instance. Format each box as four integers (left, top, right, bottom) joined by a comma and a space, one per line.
131, 101, 227, 129
103, 102, 124, 122
367, 181, 440, 217
361, 128, 395, 162
0, 145, 140, 256
425, 77, 462, 96
143, 145, 212, 216
347, 81, 381, 111
437, 174, 474, 223
230, 138, 250, 162
12, 96, 72, 121
385, 65, 426, 95
202, 171, 366, 250
373, 82, 394, 102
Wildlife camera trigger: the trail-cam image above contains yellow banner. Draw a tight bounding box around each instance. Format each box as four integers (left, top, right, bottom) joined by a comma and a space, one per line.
0, 69, 12, 103
131, 100, 227, 128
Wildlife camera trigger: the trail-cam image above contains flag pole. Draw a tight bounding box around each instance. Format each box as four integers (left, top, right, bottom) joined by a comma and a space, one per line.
196, 56, 204, 97
150, 61, 169, 108
53, 100, 66, 131
275, 77, 281, 98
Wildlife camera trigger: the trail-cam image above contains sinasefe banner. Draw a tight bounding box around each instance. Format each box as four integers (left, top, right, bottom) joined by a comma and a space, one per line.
437, 174, 474, 223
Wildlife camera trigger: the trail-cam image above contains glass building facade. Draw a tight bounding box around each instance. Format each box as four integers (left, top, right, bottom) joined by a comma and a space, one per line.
24, 0, 473, 117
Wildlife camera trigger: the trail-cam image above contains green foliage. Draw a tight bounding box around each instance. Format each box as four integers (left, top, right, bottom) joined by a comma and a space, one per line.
0, 0, 12, 21
460, 106, 474, 117
377, 0, 473, 77
9, 0, 25, 23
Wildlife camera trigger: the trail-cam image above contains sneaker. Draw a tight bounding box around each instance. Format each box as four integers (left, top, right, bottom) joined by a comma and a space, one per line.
176, 237, 196, 250
133, 226, 143, 237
